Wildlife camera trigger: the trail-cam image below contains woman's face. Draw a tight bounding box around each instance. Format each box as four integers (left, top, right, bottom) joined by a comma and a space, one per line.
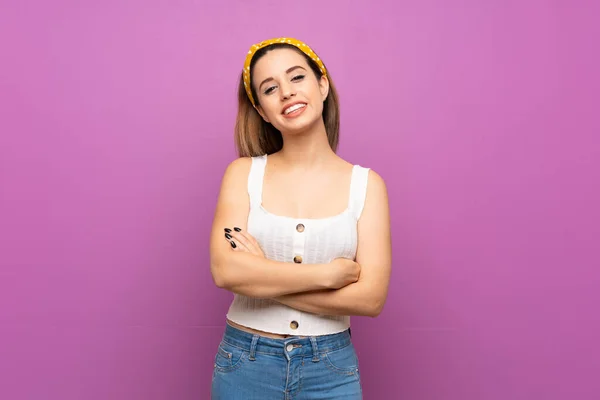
251, 47, 329, 134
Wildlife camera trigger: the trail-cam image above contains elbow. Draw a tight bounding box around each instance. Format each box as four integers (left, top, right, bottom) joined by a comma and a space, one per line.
210, 251, 246, 291
211, 269, 228, 289
364, 298, 385, 318
212, 268, 239, 292
210, 257, 231, 290
212, 272, 228, 289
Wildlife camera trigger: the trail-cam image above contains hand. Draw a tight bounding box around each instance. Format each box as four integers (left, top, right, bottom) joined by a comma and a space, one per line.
327, 258, 361, 289
224, 227, 265, 258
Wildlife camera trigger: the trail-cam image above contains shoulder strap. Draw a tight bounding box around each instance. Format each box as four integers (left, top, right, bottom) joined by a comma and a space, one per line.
348, 165, 371, 220
247, 155, 267, 208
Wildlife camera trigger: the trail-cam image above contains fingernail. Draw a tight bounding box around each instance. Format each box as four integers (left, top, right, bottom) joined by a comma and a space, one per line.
225, 233, 232, 239
224, 228, 231, 233
230, 241, 236, 248
234, 227, 241, 232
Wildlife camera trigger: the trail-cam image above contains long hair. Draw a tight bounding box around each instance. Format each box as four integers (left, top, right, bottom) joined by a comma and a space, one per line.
234, 43, 340, 157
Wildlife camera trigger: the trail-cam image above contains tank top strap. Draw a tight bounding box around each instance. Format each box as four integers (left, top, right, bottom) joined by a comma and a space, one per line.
348, 165, 371, 220
248, 154, 267, 208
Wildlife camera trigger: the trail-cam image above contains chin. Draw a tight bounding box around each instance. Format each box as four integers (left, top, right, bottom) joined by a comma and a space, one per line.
277, 121, 315, 136
274, 111, 320, 134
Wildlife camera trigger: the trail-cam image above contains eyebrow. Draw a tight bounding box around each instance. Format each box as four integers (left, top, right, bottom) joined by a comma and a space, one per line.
258, 65, 307, 91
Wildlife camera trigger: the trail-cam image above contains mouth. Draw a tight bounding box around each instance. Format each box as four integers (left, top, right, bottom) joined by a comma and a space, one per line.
282, 102, 307, 116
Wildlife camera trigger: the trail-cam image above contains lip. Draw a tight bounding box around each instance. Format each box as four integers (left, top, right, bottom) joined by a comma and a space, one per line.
281, 101, 307, 115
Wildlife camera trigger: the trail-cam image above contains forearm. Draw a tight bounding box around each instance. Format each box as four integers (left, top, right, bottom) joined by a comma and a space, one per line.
211, 251, 331, 298
273, 281, 384, 317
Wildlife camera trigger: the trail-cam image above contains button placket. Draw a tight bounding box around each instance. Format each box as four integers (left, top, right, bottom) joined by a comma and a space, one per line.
290, 221, 306, 332
292, 221, 306, 265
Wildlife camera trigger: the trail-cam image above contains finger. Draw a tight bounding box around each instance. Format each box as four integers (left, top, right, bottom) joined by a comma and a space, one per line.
231, 228, 264, 257
245, 232, 263, 253
224, 231, 249, 252
228, 229, 259, 255
229, 238, 250, 252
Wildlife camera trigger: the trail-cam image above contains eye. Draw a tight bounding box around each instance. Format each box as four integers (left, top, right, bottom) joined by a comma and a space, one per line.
264, 86, 277, 95
291, 74, 305, 82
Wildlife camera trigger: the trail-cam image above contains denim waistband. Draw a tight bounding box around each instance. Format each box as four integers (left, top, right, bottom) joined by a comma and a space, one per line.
221, 322, 353, 360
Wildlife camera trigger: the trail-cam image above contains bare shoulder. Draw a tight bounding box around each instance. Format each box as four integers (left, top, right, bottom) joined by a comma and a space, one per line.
336, 157, 388, 200
362, 168, 390, 217
213, 157, 253, 207
365, 168, 387, 191
218, 157, 252, 189
223, 156, 253, 179
335, 155, 389, 213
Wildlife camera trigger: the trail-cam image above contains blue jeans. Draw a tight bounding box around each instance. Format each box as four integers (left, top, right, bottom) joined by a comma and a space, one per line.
211, 323, 363, 399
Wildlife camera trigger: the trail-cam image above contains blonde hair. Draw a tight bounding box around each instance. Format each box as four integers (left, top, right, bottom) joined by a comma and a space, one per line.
234, 43, 340, 157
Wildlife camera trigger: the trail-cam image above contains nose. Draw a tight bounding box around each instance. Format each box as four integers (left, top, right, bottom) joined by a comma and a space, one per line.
280, 82, 296, 101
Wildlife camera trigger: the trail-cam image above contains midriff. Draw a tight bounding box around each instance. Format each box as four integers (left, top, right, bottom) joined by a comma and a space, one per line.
226, 319, 307, 339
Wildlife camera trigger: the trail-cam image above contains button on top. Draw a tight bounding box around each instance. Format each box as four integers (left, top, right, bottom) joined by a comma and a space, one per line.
290, 320, 299, 330
293, 255, 303, 264
296, 223, 305, 233
286, 344, 294, 352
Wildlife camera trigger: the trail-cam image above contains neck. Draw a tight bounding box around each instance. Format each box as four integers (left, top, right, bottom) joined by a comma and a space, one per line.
278, 119, 336, 168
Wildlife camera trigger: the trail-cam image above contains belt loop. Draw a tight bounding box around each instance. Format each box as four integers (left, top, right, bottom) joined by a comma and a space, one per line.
248, 334, 259, 361
310, 336, 319, 362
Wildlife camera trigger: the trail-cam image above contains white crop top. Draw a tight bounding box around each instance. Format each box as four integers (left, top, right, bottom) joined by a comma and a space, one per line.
226, 154, 370, 336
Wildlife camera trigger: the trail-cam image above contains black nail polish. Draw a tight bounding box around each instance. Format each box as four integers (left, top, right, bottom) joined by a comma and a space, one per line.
234, 227, 241, 232
224, 228, 231, 233
225, 233, 232, 239
230, 241, 236, 248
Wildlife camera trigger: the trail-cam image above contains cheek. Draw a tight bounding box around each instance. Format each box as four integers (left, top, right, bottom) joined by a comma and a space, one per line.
264, 103, 281, 120
309, 87, 325, 111
257, 97, 278, 117
313, 101, 324, 117
309, 84, 325, 104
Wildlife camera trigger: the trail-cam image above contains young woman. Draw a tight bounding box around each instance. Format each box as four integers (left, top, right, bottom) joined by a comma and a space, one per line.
209, 37, 392, 399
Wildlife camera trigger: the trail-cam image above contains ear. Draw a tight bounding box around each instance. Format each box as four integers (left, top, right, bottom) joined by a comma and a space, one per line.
256, 105, 270, 123
319, 75, 330, 102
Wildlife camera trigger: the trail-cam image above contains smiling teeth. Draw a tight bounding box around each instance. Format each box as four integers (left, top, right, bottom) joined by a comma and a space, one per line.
284, 104, 306, 114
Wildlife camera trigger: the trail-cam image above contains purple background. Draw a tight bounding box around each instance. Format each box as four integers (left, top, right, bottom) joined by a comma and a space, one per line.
1, 1, 599, 399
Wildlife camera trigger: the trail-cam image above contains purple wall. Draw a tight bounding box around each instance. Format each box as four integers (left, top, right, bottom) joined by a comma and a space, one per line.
1, 1, 599, 399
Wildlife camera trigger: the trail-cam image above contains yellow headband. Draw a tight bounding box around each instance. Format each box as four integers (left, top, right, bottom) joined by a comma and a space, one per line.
242, 37, 327, 107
